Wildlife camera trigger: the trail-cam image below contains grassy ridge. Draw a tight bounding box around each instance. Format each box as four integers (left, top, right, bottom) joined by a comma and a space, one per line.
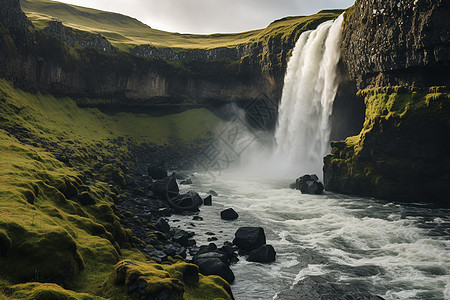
0, 79, 230, 299
21, 0, 343, 51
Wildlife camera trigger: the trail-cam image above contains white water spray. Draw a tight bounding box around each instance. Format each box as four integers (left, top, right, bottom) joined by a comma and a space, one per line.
273, 15, 344, 177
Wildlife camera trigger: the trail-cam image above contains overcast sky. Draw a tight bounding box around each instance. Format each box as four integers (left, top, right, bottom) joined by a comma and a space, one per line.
54, 0, 355, 34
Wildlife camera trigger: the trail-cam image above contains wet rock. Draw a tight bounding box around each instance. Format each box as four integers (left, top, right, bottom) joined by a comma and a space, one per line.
150, 175, 179, 200
156, 218, 170, 233
192, 216, 203, 221
247, 244, 276, 263
209, 190, 218, 196
147, 165, 167, 180
195, 258, 235, 284
233, 227, 266, 251
294, 174, 324, 194
143, 246, 167, 263
193, 251, 228, 265
203, 195, 212, 206
171, 229, 193, 247
207, 237, 218, 242
169, 191, 203, 213
221, 208, 239, 220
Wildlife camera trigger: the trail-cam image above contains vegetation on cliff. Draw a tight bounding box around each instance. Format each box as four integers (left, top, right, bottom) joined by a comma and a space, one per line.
324, 87, 450, 206
21, 0, 342, 51
0, 79, 231, 299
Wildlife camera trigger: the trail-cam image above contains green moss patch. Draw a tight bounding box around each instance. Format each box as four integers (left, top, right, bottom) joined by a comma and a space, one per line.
0, 79, 229, 298
326, 86, 450, 204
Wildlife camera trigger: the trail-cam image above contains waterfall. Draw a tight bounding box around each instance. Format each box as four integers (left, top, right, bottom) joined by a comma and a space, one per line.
273, 14, 344, 178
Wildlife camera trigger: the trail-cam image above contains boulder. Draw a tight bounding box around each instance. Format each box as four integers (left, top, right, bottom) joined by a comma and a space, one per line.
143, 246, 167, 263
247, 244, 276, 263
233, 227, 266, 251
195, 258, 235, 284
156, 218, 170, 233
220, 208, 238, 220
203, 195, 212, 206
294, 174, 324, 194
169, 191, 203, 213
147, 165, 167, 180
150, 175, 179, 200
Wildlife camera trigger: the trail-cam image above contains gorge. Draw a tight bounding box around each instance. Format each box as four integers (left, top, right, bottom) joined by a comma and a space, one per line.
0, 0, 449, 299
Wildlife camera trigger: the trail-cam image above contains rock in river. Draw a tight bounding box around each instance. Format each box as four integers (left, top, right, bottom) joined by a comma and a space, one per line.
233, 227, 266, 251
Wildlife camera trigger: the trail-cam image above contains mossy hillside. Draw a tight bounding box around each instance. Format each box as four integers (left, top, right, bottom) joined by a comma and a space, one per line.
324, 87, 450, 204
21, 0, 342, 51
0, 79, 230, 298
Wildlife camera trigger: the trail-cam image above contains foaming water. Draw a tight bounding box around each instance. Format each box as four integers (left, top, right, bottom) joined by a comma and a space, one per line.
171, 15, 450, 300
171, 172, 450, 299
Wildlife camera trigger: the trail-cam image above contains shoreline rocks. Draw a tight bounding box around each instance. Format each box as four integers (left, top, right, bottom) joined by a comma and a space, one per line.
291, 174, 324, 195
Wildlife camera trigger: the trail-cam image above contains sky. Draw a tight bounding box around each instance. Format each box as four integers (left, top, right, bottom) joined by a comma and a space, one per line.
53, 0, 355, 34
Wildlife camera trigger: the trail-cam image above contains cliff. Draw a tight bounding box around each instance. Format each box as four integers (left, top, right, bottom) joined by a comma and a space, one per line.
340, 0, 450, 89
325, 0, 450, 206
0, 0, 342, 129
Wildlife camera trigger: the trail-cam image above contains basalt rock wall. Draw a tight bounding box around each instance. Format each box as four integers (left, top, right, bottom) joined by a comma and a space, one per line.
340, 0, 450, 89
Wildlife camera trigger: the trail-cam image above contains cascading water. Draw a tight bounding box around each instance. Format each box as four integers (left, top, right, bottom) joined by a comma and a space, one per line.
274, 15, 343, 177
171, 15, 450, 300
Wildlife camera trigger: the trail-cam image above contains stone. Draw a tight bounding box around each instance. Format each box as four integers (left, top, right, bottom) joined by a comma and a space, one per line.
192, 216, 203, 221
294, 174, 324, 194
171, 229, 192, 247
143, 246, 167, 263
247, 244, 276, 263
203, 195, 212, 206
169, 191, 203, 213
194, 258, 235, 284
150, 175, 179, 200
156, 218, 170, 233
233, 227, 266, 251
209, 190, 218, 196
220, 208, 239, 220
147, 165, 167, 180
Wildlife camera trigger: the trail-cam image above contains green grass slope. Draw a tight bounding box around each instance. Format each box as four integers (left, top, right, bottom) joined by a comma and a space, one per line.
0, 79, 230, 299
21, 0, 343, 51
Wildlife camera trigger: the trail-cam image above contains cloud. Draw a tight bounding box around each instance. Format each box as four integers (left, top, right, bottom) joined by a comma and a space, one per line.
53, 0, 354, 33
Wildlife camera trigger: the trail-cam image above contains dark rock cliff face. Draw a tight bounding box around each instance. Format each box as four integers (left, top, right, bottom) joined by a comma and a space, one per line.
325, 0, 450, 206
340, 0, 450, 89
43, 21, 117, 54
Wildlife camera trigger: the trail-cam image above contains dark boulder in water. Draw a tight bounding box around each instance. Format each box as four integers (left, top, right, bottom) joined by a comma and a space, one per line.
221, 208, 238, 220
203, 195, 212, 206
233, 227, 266, 251
293, 174, 324, 194
247, 244, 276, 263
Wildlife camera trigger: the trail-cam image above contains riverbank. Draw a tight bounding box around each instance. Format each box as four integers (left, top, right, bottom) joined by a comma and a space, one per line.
0, 80, 233, 299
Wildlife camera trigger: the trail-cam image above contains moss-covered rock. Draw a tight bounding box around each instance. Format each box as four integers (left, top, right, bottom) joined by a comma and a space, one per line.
0, 79, 230, 298
9, 282, 105, 300
324, 87, 450, 206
